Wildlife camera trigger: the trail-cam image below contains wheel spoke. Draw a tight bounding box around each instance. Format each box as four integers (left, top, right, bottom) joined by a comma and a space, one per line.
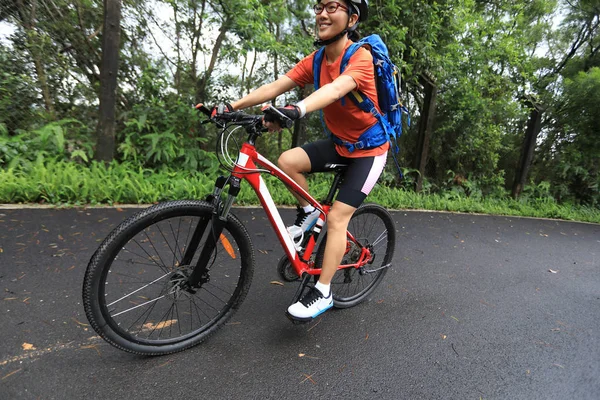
111, 292, 168, 317
315, 204, 394, 306
83, 201, 254, 355
107, 272, 171, 308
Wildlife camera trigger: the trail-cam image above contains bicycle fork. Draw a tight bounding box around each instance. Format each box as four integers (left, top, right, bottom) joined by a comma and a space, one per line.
186, 175, 239, 290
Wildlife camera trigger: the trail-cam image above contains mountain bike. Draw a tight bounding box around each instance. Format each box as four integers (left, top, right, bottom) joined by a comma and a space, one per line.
82, 105, 396, 356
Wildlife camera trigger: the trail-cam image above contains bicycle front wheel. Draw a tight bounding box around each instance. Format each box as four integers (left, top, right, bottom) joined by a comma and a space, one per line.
315, 203, 395, 309
82, 200, 254, 356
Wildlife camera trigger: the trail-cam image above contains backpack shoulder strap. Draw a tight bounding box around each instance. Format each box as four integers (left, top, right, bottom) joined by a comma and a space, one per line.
340, 42, 364, 73
313, 47, 326, 90
339, 40, 370, 108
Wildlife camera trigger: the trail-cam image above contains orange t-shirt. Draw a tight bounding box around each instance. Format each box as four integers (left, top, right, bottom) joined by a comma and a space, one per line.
285, 40, 389, 158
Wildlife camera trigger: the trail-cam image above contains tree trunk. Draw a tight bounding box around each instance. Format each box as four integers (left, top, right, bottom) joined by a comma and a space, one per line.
291, 85, 311, 148
413, 73, 437, 192
33, 53, 55, 117
95, 0, 121, 162
16, 0, 56, 117
512, 103, 542, 199
173, 2, 182, 93
196, 17, 230, 104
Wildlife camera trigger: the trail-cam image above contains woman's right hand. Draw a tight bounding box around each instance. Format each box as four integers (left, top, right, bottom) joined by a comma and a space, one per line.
262, 105, 301, 131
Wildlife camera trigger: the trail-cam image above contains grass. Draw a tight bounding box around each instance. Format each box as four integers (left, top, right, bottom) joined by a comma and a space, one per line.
1, 159, 599, 224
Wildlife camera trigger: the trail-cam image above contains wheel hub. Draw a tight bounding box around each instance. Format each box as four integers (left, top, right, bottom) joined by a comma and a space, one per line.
166, 265, 210, 299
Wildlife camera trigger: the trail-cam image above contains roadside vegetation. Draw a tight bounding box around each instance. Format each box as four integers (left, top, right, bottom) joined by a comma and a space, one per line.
1, 157, 598, 224
1, 1, 598, 223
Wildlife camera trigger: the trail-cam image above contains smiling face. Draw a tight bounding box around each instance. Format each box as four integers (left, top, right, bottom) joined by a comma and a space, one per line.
315, 1, 358, 40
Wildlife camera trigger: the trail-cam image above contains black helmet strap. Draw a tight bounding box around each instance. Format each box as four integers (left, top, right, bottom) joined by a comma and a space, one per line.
314, 29, 348, 47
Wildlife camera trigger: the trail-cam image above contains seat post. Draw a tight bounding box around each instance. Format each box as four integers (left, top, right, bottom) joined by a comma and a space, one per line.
323, 169, 344, 205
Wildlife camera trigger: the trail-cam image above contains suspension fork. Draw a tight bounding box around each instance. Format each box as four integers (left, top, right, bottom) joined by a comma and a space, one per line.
186, 175, 240, 288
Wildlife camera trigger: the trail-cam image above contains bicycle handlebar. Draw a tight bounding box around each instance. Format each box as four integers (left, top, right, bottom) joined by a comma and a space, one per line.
195, 103, 293, 130
195, 103, 263, 126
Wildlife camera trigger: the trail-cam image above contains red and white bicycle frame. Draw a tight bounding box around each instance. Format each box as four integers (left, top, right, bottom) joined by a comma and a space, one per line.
229, 142, 373, 277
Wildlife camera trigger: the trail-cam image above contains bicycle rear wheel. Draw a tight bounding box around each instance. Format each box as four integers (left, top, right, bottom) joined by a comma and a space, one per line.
82, 200, 254, 355
314, 203, 395, 308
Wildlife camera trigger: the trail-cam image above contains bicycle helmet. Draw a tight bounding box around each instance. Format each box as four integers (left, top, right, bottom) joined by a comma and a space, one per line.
314, 0, 369, 46
348, 0, 369, 23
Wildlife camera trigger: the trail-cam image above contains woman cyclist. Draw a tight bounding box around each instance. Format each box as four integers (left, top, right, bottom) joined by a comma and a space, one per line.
212, 0, 388, 321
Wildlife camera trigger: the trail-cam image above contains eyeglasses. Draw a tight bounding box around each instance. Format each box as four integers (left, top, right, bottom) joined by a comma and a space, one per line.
313, 2, 349, 15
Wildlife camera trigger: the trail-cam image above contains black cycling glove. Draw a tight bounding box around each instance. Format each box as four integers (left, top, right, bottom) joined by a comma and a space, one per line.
262, 105, 302, 128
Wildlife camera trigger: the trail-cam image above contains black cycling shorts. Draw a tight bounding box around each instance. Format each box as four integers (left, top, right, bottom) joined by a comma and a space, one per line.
302, 139, 387, 208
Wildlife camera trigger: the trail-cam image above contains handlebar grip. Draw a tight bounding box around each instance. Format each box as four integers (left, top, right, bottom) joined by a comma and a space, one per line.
263, 105, 294, 129
195, 103, 212, 116
282, 118, 294, 129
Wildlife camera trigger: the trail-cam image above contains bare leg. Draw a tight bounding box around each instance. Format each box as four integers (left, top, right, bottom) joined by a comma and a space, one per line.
278, 147, 312, 206
317, 201, 356, 285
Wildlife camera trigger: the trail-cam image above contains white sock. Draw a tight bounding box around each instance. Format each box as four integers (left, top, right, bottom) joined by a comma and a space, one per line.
303, 205, 315, 214
315, 281, 330, 298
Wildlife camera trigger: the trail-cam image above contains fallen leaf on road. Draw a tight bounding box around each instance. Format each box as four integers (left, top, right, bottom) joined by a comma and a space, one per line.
440, 334, 447, 340
298, 353, 320, 359
72, 318, 89, 327
158, 359, 173, 368
300, 374, 316, 384
2, 369, 21, 380
80, 344, 101, 356
143, 320, 176, 330
22, 343, 35, 351
307, 317, 322, 332
270, 281, 284, 286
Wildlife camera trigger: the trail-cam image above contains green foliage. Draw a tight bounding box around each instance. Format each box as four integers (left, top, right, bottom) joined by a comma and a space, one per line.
0, 119, 93, 168
535, 67, 600, 206
0, 46, 44, 133
3, 157, 597, 223
0, 158, 216, 204
1, 0, 599, 211
117, 67, 218, 171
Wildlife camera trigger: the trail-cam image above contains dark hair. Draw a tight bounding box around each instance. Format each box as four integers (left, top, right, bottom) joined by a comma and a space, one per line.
342, 0, 361, 41
348, 30, 360, 42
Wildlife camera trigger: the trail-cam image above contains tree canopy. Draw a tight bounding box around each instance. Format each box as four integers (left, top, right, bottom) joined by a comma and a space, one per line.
0, 0, 598, 206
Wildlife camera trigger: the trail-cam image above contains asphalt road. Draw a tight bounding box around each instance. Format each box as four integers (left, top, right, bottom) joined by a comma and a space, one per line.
0, 206, 599, 400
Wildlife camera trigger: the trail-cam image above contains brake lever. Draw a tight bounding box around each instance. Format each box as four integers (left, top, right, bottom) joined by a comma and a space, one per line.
265, 105, 294, 129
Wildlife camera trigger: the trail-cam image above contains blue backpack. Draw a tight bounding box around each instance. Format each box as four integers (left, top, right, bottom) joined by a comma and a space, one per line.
313, 34, 410, 175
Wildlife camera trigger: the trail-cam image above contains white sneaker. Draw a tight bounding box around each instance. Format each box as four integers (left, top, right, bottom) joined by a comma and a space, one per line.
286, 207, 320, 249
287, 287, 333, 321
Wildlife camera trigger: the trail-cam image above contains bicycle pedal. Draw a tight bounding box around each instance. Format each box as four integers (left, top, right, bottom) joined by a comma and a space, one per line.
285, 311, 313, 324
